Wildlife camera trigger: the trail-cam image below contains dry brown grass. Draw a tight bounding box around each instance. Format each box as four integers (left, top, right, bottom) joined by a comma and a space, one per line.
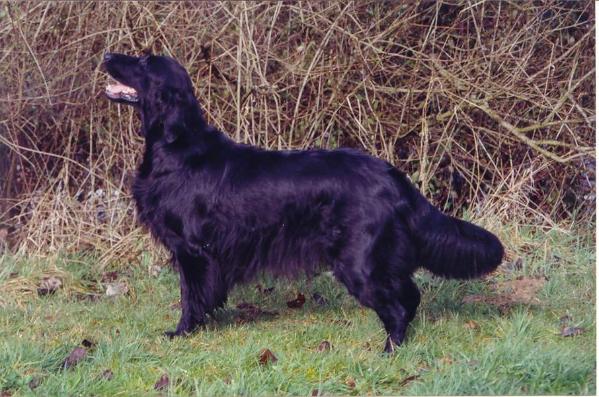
0, 1, 595, 262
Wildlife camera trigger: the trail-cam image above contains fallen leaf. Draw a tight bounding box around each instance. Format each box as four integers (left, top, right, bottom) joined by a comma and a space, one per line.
503, 257, 523, 272
105, 282, 128, 297
63, 347, 87, 369
258, 348, 277, 365
311, 389, 320, 396
101, 271, 118, 283
235, 302, 278, 323
559, 314, 572, 324
37, 276, 62, 296
28, 377, 41, 390
398, 374, 420, 387
101, 369, 113, 380
1, 391, 12, 397
345, 377, 356, 389
317, 340, 331, 352
287, 293, 306, 309
256, 284, 274, 295
312, 293, 328, 306
154, 374, 169, 390
464, 320, 479, 330
561, 326, 584, 337
75, 293, 101, 302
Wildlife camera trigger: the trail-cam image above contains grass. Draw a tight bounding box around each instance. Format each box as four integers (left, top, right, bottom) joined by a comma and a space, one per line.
0, 225, 595, 396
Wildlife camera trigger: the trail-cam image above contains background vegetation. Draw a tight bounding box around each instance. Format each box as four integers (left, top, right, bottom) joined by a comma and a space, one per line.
0, 1, 594, 257
0, 1, 595, 395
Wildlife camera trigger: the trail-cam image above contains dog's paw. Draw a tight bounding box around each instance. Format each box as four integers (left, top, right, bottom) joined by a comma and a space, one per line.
164, 329, 189, 339
164, 330, 178, 339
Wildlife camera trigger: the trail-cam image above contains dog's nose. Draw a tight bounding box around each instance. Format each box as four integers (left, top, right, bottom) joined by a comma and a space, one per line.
104, 53, 114, 63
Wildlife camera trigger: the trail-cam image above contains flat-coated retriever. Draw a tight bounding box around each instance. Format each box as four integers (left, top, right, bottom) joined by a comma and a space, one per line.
103, 53, 503, 352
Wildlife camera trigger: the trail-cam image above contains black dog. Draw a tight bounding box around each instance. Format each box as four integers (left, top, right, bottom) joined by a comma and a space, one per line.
103, 53, 503, 352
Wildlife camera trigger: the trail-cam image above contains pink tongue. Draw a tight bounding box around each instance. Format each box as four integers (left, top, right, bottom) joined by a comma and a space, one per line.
106, 83, 137, 95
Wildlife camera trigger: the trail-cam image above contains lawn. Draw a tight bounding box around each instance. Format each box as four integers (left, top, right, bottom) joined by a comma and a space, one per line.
0, 225, 595, 395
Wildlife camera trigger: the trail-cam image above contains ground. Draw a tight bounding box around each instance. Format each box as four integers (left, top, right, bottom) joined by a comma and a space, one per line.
0, 225, 595, 395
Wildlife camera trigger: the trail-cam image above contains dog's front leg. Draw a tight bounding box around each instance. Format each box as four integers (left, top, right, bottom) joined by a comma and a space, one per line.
165, 250, 209, 338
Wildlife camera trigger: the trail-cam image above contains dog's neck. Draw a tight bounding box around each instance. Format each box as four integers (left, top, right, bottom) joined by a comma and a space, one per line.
137, 108, 228, 179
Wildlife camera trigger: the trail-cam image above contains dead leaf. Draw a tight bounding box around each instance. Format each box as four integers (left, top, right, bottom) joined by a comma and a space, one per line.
101, 271, 118, 283
1, 391, 12, 397
464, 320, 479, 330
28, 377, 41, 390
63, 347, 87, 369
287, 293, 306, 309
345, 376, 356, 389
75, 293, 101, 302
235, 302, 278, 323
311, 389, 320, 396
256, 284, 274, 295
105, 282, 128, 297
559, 314, 572, 324
561, 326, 584, 337
258, 348, 277, 365
317, 340, 331, 352
154, 374, 169, 391
399, 374, 420, 387
37, 276, 62, 296
312, 293, 327, 306
101, 369, 113, 380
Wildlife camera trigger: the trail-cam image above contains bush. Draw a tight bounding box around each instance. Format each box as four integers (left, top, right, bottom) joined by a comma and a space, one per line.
0, 1, 594, 256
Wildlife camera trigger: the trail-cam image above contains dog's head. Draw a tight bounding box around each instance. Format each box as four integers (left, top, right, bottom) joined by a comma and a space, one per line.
103, 53, 202, 143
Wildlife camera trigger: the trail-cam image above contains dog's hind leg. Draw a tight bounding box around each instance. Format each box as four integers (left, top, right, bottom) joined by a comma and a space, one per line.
165, 250, 224, 337
333, 223, 420, 352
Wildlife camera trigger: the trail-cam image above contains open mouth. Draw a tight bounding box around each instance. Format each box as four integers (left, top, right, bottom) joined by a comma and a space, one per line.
105, 79, 138, 103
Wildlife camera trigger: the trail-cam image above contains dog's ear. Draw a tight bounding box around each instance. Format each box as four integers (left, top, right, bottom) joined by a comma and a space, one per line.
155, 89, 187, 144
163, 107, 186, 144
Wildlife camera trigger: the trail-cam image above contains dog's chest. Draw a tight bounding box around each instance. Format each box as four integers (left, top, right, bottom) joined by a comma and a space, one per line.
132, 174, 185, 245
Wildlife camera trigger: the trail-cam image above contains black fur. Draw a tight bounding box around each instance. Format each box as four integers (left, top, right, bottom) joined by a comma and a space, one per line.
103, 53, 504, 352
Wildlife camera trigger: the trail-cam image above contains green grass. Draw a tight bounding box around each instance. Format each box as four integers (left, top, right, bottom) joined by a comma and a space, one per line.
0, 226, 595, 395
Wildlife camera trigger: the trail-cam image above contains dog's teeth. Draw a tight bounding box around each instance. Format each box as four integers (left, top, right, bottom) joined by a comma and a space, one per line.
105, 83, 138, 101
